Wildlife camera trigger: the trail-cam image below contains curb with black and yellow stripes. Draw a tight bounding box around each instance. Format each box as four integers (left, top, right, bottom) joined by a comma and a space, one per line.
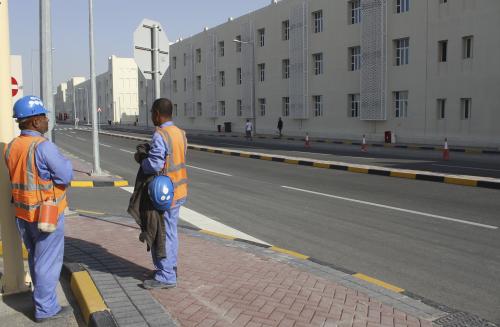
78, 129, 500, 190
70, 180, 129, 188
62, 262, 117, 327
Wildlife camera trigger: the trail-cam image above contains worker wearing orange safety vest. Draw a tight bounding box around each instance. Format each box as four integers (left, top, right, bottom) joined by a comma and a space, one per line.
3, 96, 73, 322
141, 98, 188, 289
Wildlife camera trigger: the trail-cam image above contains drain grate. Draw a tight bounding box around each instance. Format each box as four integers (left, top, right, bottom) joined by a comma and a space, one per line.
434, 311, 497, 327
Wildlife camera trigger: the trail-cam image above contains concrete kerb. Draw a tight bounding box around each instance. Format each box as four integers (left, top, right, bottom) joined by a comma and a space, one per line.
70, 180, 129, 188
61, 262, 117, 327
78, 128, 500, 190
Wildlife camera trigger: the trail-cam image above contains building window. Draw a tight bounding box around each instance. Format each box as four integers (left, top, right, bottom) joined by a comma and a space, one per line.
282, 97, 290, 117
196, 48, 202, 63
461, 98, 471, 120
173, 80, 178, 93
313, 95, 323, 117
348, 94, 360, 117
219, 41, 225, 57
172, 56, 177, 69
313, 53, 323, 75
235, 35, 242, 52
219, 71, 225, 87
349, 46, 361, 71
237, 68, 242, 85
438, 40, 448, 62
350, 0, 361, 24
197, 102, 202, 116
258, 98, 266, 116
462, 36, 473, 59
313, 10, 323, 33
395, 38, 410, 66
219, 101, 226, 116
282, 59, 290, 79
237, 99, 243, 116
173, 104, 178, 116
282, 20, 290, 40
258, 63, 265, 82
258, 28, 265, 47
439, 0, 448, 3
196, 75, 202, 90
394, 91, 408, 118
437, 99, 446, 119
183, 103, 188, 116
183, 53, 187, 66
183, 78, 187, 92
396, 0, 410, 13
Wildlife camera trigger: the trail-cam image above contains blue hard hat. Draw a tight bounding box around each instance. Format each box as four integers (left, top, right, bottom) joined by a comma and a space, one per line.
148, 175, 174, 211
13, 96, 49, 119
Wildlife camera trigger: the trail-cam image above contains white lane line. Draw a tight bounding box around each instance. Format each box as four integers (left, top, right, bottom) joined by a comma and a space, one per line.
100, 143, 112, 148
432, 164, 500, 173
119, 149, 135, 154
70, 131, 76, 134
282, 186, 498, 230
120, 187, 268, 244
186, 165, 232, 177
76, 137, 87, 142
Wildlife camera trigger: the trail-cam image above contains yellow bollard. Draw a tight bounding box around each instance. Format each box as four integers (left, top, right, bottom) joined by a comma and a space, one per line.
0, 0, 28, 294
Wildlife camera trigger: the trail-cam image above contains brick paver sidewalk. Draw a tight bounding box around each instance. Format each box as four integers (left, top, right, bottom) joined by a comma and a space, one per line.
64, 214, 439, 327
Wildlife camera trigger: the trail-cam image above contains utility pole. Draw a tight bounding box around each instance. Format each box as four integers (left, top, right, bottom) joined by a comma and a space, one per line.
0, 0, 28, 295
89, 0, 101, 175
152, 24, 161, 101
40, 0, 55, 141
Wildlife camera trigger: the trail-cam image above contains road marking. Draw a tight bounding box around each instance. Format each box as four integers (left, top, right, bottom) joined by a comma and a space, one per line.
120, 187, 269, 244
353, 273, 405, 293
70, 131, 76, 134
186, 165, 232, 176
100, 143, 112, 148
432, 164, 500, 173
281, 186, 498, 230
76, 137, 87, 142
119, 149, 135, 154
75, 209, 104, 215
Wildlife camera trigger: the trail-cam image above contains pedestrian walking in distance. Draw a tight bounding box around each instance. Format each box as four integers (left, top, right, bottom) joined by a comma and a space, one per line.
140, 98, 188, 289
277, 117, 283, 137
4, 96, 74, 322
245, 119, 253, 141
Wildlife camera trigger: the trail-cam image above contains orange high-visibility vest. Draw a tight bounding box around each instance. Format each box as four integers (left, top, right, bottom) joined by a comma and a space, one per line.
4, 135, 68, 222
156, 125, 188, 206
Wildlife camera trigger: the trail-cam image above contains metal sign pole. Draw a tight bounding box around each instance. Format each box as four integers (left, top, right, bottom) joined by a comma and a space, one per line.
40, 0, 54, 141
152, 25, 160, 100
89, 0, 101, 175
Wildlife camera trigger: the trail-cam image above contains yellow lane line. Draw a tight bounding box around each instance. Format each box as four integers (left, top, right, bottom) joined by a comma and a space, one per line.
353, 273, 405, 293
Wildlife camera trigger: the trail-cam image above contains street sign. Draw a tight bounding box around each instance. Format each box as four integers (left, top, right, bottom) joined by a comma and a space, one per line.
133, 19, 170, 79
97, 107, 102, 112
11, 76, 18, 97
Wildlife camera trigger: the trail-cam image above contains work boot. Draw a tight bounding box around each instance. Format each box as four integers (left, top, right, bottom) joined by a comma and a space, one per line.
142, 279, 176, 289
35, 306, 73, 323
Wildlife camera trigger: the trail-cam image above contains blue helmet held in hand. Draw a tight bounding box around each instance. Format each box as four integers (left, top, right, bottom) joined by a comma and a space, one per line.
13, 96, 49, 119
148, 175, 174, 211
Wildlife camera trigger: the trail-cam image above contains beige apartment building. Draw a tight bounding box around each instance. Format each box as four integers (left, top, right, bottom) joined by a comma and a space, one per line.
55, 55, 140, 125
167, 0, 500, 147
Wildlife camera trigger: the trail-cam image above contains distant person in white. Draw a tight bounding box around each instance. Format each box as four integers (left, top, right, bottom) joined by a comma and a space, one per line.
245, 119, 253, 141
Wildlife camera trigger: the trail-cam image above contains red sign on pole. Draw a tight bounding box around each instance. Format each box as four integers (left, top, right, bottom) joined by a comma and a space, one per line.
11, 77, 19, 97
97, 107, 102, 113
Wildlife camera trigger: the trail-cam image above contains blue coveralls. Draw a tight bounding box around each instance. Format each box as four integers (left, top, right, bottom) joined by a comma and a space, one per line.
141, 121, 186, 285
15, 130, 73, 319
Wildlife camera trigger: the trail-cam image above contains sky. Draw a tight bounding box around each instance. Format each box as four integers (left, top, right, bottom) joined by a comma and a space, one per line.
8, 0, 271, 95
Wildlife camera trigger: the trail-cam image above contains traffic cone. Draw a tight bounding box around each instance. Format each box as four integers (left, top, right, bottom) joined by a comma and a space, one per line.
305, 133, 310, 148
443, 138, 450, 161
361, 134, 367, 152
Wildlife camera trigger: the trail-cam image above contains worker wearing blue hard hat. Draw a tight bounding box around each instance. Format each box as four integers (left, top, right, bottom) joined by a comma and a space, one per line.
4, 96, 74, 322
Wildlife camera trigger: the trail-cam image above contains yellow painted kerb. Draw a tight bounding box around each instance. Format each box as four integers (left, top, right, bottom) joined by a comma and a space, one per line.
313, 162, 330, 169
71, 181, 94, 188
348, 167, 369, 174
444, 177, 477, 187
270, 246, 309, 260
200, 230, 236, 240
390, 171, 417, 179
113, 180, 129, 187
70, 271, 108, 324
353, 273, 405, 293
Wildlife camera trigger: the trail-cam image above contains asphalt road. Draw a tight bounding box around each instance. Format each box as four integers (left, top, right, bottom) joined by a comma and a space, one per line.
55, 128, 500, 324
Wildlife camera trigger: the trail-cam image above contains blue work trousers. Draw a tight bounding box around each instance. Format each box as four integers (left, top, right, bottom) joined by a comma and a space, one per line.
151, 201, 184, 284
16, 214, 64, 319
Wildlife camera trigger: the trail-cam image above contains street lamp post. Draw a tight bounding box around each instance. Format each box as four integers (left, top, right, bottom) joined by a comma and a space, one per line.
233, 39, 256, 136
89, 0, 101, 175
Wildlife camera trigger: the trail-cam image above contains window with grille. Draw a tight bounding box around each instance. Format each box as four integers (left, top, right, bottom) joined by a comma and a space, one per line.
313, 53, 323, 75
196, 49, 202, 63
282, 59, 290, 79
258, 28, 265, 47
237, 68, 242, 85
437, 99, 446, 119
196, 76, 202, 90
313, 10, 323, 33
349, 46, 361, 71
350, 0, 361, 24
313, 95, 323, 117
394, 91, 408, 118
172, 57, 177, 69
219, 41, 225, 57
173, 80, 177, 93
438, 40, 448, 62
462, 36, 473, 59
219, 71, 225, 87
219, 101, 226, 116
282, 97, 290, 117
197, 102, 202, 116
183, 53, 187, 66
183, 103, 187, 116
235, 35, 242, 52
395, 38, 410, 66
258, 98, 266, 116
237, 100, 243, 117
282, 20, 290, 41
396, 0, 410, 13
173, 104, 178, 116
258, 63, 265, 82
349, 94, 360, 117
183, 78, 187, 91
461, 98, 471, 120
